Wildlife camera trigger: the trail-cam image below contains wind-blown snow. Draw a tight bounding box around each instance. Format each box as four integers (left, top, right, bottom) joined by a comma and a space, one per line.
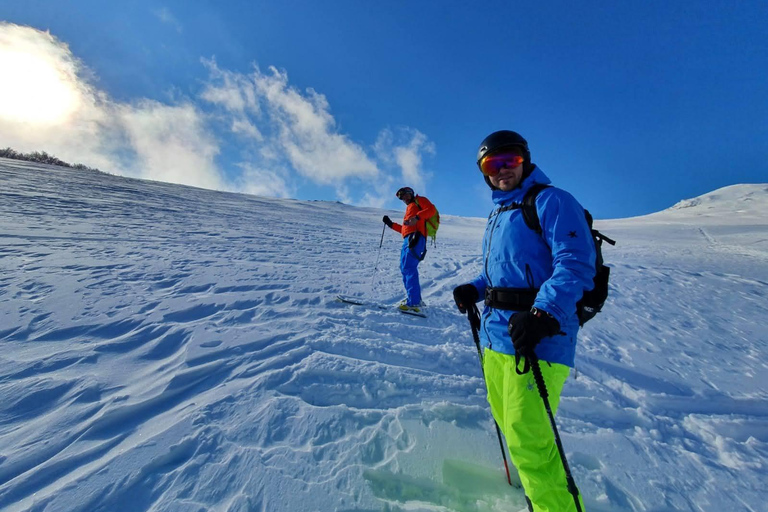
1, 158, 766, 512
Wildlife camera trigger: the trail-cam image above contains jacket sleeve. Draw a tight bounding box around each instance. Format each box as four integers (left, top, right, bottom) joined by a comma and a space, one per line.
533, 188, 596, 327
389, 222, 404, 234
470, 275, 487, 302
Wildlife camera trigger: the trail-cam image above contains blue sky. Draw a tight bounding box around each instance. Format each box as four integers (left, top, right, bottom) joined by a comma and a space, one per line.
1, 1, 766, 219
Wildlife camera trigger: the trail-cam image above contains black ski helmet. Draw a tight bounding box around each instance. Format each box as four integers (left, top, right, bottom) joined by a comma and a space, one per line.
396, 186, 414, 199
476, 130, 533, 190
476, 130, 530, 166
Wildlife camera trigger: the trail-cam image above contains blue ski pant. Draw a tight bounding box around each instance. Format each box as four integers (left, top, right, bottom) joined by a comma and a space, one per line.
400, 234, 426, 306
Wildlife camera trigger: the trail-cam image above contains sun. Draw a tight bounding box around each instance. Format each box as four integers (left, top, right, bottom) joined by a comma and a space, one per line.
0, 47, 81, 125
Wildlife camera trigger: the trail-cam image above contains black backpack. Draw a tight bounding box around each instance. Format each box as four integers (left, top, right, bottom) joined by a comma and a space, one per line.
521, 184, 616, 326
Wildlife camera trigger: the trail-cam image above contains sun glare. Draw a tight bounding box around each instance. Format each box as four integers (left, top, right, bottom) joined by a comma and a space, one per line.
0, 48, 81, 125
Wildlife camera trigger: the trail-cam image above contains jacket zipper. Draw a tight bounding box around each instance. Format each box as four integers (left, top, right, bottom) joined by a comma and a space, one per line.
484, 209, 503, 285
482, 209, 505, 348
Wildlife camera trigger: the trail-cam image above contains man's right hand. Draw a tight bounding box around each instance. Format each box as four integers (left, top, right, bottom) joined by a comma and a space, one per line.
382, 215, 393, 227
453, 284, 479, 314
507, 308, 560, 357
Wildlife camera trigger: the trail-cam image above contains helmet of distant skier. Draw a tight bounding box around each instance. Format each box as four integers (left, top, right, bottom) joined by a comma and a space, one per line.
396, 187, 415, 200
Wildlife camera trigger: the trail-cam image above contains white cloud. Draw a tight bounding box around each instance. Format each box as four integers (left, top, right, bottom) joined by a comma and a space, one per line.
394, 130, 435, 192
231, 119, 263, 140
375, 127, 435, 194
201, 61, 260, 116
262, 72, 380, 184
0, 23, 112, 168
235, 163, 293, 198
202, 60, 381, 187
0, 25, 84, 125
0, 23, 224, 191
357, 192, 389, 209
0, 23, 435, 206
116, 100, 225, 190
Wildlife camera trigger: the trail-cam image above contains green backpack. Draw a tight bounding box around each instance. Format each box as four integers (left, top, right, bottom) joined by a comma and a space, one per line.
415, 196, 440, 244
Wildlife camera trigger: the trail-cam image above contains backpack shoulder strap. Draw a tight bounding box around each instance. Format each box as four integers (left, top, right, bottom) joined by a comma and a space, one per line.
521, 183, 551, 234
487, 184, 551, 222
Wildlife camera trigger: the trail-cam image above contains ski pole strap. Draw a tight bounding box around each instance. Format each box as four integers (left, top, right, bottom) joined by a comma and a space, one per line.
484, 287, 537, 311
514, 353, 532, 375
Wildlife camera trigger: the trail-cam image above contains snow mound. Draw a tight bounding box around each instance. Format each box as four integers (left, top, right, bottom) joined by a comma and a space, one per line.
668, 183, 768, 216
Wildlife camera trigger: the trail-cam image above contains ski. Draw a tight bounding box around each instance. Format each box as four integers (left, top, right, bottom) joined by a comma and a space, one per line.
335, 295, 427, 318
336, 295, 389, 310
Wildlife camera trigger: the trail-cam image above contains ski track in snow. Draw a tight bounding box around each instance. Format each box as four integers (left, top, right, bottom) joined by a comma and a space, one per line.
0, 158, 766, 512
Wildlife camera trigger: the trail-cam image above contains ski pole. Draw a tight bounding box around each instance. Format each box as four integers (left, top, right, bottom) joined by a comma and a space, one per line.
369, 224, 387, 293
529, 354, 583, 512
467, 305, 513, 487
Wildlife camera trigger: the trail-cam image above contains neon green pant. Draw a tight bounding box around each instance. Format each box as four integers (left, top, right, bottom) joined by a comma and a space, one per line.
483, 349, 586, 512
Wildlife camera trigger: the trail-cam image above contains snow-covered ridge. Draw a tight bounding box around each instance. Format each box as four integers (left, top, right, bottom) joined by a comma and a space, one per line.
1, 159, 766, 512
601, 183, 768, 262
670, 183, 768, 213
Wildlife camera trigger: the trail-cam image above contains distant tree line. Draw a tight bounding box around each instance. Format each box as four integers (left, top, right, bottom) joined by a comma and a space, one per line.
0, 147, 101, 172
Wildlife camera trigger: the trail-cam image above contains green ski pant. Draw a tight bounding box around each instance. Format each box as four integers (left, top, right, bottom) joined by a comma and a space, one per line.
483, 349, 586, 512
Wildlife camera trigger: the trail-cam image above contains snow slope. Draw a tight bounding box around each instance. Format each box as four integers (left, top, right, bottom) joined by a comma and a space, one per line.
1, 158, 766, 512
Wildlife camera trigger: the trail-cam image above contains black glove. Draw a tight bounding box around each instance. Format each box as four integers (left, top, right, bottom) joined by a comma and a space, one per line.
508, 308, 560, 357
453, 284, 479, 314
382, 215, 393, 227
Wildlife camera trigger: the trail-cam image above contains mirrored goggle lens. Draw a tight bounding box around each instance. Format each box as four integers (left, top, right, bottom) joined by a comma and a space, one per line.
478, 153, 525, 177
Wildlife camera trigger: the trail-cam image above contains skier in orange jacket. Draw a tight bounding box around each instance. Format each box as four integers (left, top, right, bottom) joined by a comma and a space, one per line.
382, 187, 437, 313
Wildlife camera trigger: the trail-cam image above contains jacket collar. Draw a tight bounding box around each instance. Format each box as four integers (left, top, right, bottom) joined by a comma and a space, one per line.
491, 166, 552, 206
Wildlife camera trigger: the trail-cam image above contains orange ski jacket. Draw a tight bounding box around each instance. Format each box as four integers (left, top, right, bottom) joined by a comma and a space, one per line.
388, 195, 437, 239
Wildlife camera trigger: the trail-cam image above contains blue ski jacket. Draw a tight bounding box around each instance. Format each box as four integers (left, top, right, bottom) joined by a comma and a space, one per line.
470, 166, 596, 367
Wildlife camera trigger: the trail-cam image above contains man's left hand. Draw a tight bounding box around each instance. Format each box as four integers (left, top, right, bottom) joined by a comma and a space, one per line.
508, 308, 560, 357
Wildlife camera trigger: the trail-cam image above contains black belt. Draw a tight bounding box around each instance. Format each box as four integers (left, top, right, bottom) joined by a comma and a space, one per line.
484, 287, 538, 311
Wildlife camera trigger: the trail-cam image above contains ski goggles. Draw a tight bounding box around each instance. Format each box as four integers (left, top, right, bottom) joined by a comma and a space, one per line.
478, 153, 525, 177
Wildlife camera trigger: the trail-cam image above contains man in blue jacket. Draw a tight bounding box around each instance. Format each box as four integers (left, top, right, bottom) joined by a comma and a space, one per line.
453, 130, 595, 511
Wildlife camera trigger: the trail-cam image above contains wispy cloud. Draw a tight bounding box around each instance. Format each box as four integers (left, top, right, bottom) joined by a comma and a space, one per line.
235, 162, 293, 198
0, 23, 224, 191
0, 23, 434, 206
374, 127, 435, 195
116, 100, 224, 189
202, 59, 381, 187
153, 8, 183, 33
